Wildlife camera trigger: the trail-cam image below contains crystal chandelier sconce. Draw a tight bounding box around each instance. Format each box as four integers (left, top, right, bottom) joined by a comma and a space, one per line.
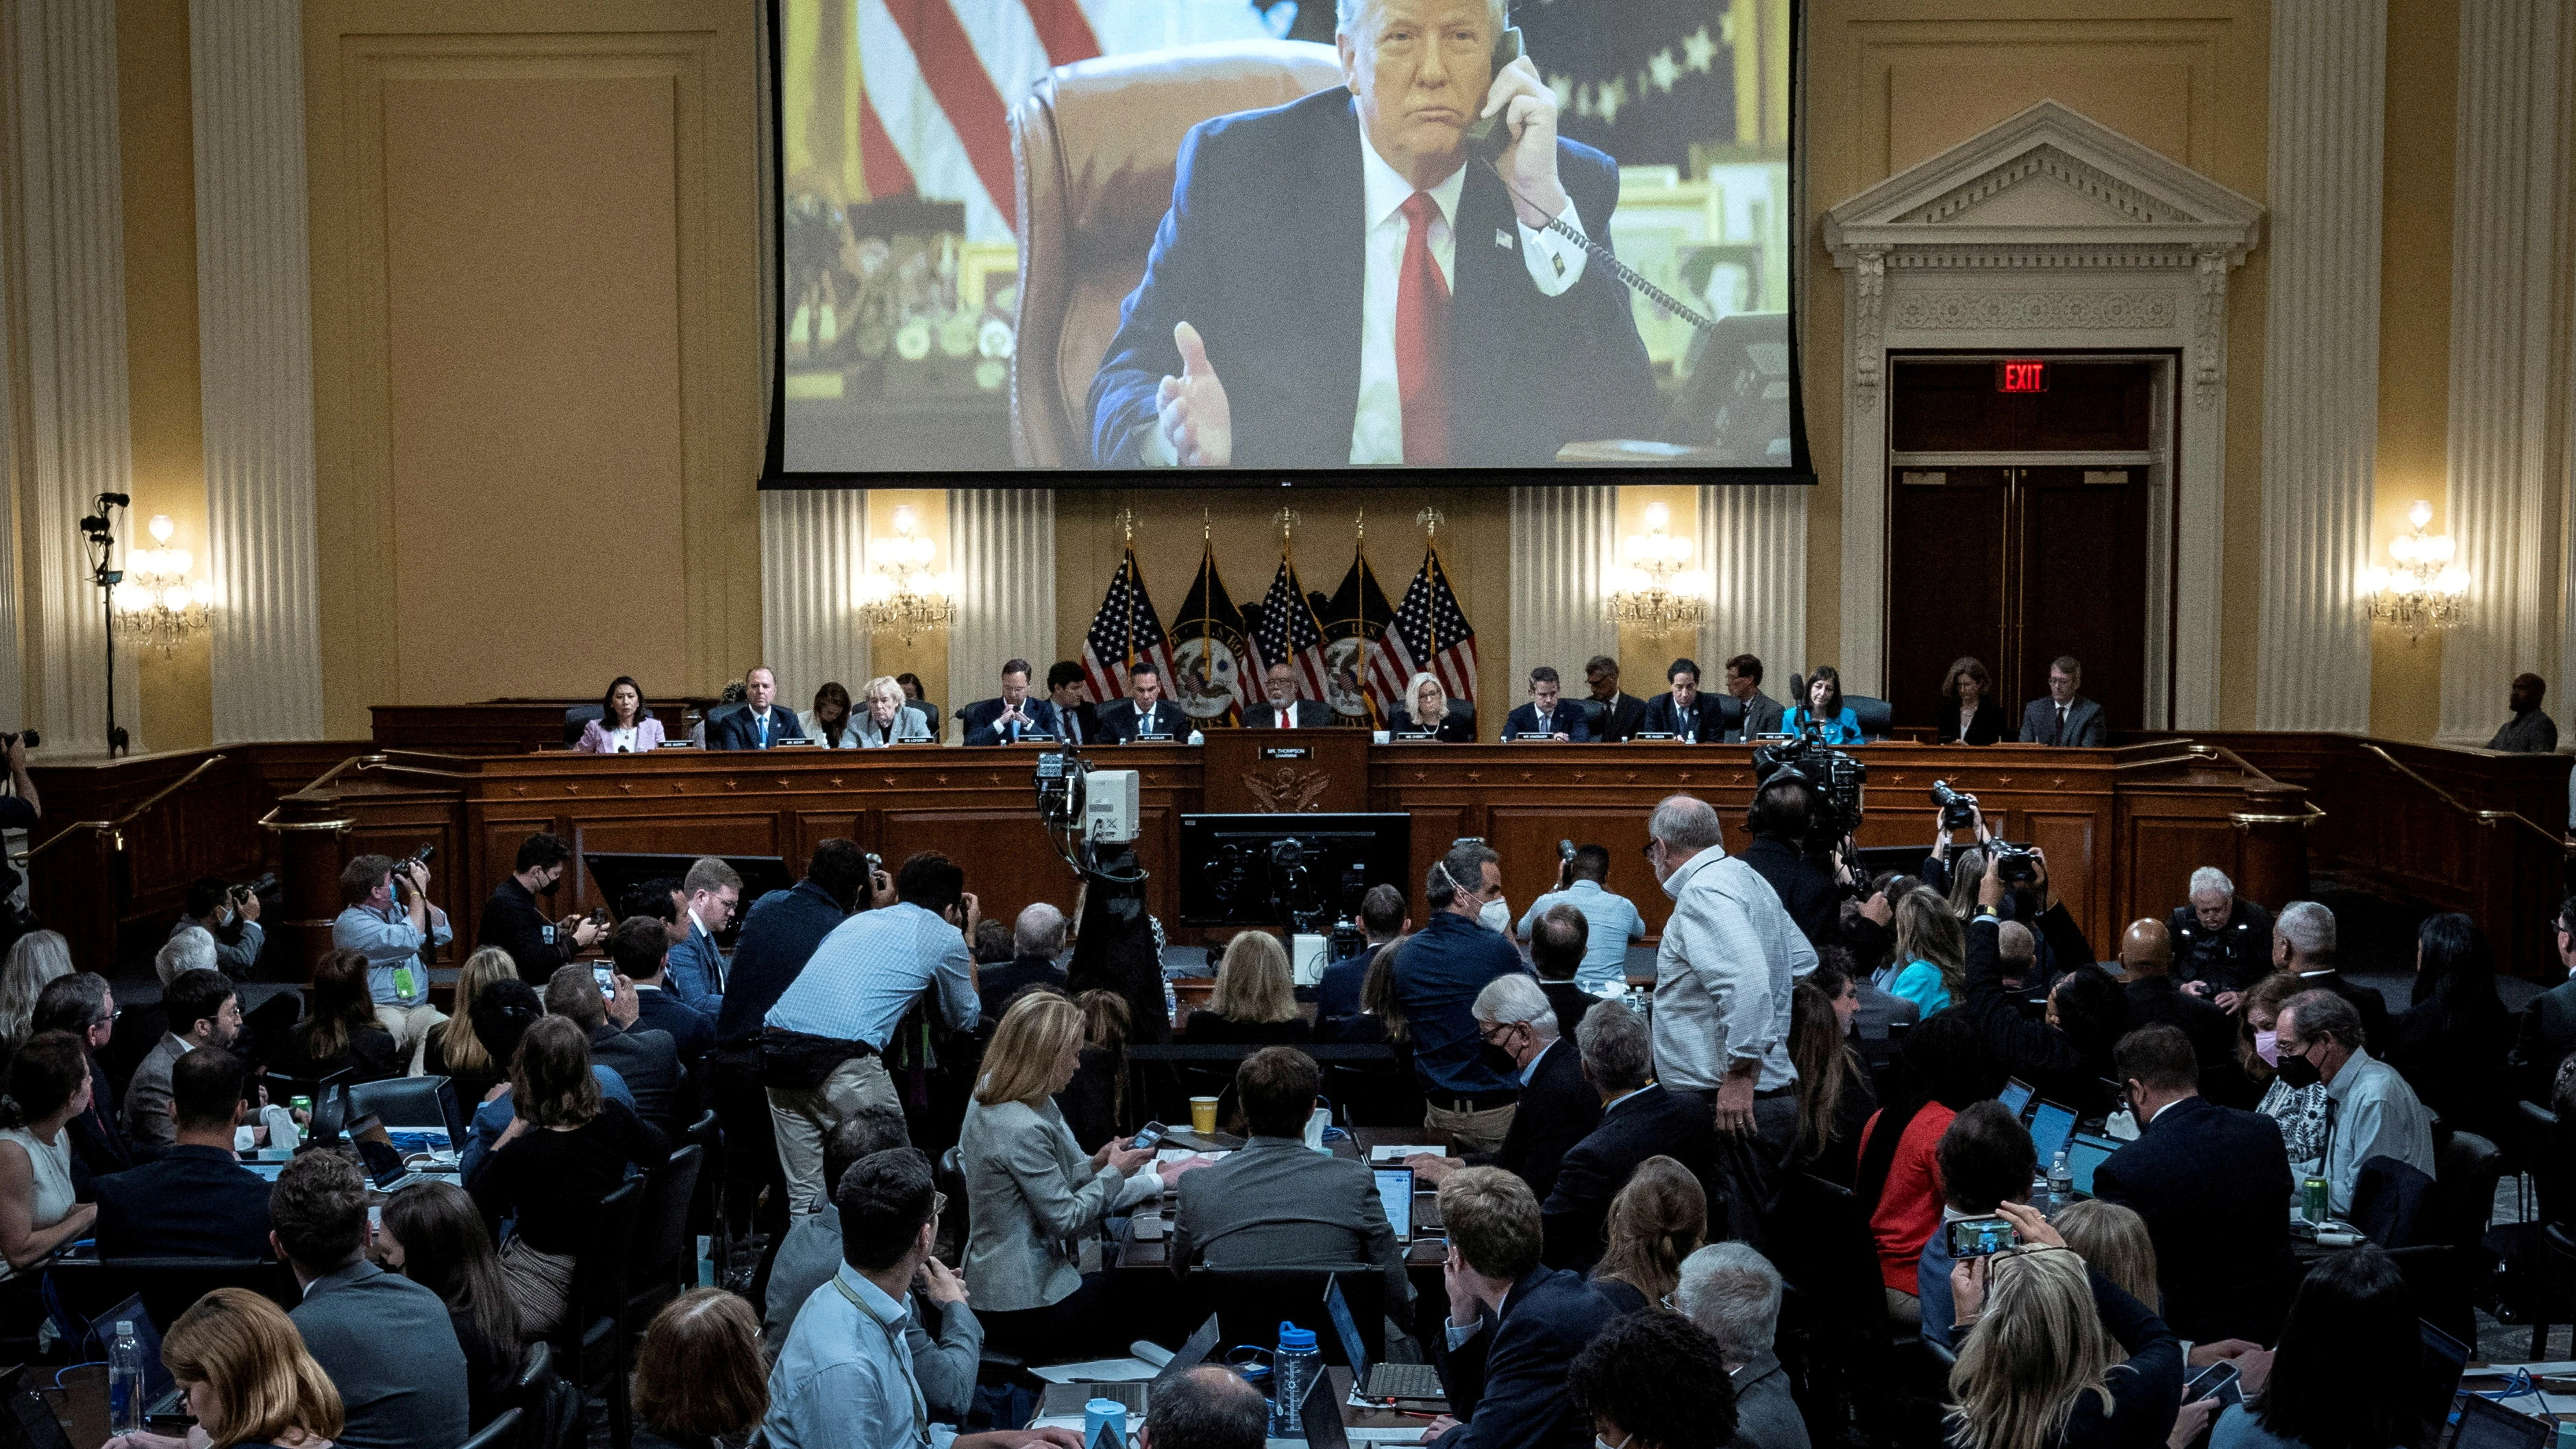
112, 514, 214, 655
1605, 502, 1709, 635
856, 504, 956, 645
2359, 499, 2468, 641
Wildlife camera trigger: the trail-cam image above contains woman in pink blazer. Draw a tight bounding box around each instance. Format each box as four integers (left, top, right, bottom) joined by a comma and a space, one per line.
575, 676, 667, 754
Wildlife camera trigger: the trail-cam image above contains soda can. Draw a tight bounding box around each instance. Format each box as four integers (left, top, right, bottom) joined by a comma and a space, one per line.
1083, 1398, 1128, 1448
290, 1095, 313, 1117
2301, 1176, 2329, 1224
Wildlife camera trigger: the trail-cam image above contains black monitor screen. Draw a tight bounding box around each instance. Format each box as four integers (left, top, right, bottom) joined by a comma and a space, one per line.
1177, 813, 1411, 928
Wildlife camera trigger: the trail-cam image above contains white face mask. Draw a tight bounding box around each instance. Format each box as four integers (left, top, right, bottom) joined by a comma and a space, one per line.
1480, 898, 1512, 933
1596, 1434, 1634, 1449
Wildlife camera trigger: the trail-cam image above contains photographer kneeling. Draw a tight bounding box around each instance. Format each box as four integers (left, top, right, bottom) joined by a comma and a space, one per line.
174, 876, 266, 979
1739, 774, 1844, 952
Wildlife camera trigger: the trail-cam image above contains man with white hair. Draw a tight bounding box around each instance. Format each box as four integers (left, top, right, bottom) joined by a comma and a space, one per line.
975, 902, 1069, 1023
155, 926, 217, 987
1644, 792, 1813, 1243
1676, 1243, 1809, 1449
2270, 900, 2389, 1052
2167, 866, 2272, 1008
1406, 970, 1600, 1204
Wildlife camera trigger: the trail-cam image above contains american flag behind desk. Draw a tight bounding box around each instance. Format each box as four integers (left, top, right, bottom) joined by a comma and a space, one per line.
1370, 547, 1478, 708
1250, 549, 1333, 704
1078, 545, 1176, 705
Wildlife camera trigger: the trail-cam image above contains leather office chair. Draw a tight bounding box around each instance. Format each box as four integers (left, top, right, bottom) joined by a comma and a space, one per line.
1848, 695, 1894, 741
561, 705, 603, 747
1009, 40, 1346, 466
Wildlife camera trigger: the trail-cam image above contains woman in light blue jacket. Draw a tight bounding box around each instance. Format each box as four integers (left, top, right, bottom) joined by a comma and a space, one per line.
1783, 665, 1863, 744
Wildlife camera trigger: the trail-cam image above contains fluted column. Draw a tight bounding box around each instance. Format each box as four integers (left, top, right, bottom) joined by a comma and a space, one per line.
3, 0, 139, 754
1508, 487, 1614, 691
760, 488, 869, 707
2438, 0, 2572, 744
1700, 484, 1809, 688
2254, 0, 2385, 732
193, 0, 322, 743
948, 488, 1055, 721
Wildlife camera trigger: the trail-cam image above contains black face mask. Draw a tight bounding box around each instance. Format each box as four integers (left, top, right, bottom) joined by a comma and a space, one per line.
2273, 1048, 2322, 1090
538, 870, 561, 897
1478, 1042, 1520, 1077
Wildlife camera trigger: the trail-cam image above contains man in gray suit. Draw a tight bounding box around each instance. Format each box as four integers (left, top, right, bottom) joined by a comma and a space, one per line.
1678, 1242, 1811, 1449
1243, 662, 1336, 728
545, 964, 686, 1135
271, 1150, 469, 1449
2018, 654, 2108, 747
124, 968, 241, 1150
1723, 654, 1787, 740
1170, 1045, 1413, 1324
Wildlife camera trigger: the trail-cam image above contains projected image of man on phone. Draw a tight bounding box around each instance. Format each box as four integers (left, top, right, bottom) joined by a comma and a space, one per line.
1087, 0, 1659, 469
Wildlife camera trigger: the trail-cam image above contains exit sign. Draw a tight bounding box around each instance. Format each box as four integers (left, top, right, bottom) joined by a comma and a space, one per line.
1998, 360, 2048, 393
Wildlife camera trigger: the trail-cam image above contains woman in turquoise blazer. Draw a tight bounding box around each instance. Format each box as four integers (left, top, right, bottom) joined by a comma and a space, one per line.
1783, 665, 1864, 743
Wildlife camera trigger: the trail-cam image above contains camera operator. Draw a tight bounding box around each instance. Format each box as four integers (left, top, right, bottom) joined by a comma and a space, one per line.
1739, 774, 1842, 952
173, 877, 264, 979
475, 832, 604, 982
0, 733, 38, 830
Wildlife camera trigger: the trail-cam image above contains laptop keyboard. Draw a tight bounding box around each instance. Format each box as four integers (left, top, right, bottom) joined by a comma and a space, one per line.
1365, 1363, 1444, 1401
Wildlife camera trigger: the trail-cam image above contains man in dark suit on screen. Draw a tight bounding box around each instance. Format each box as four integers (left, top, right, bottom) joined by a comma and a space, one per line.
1087, 0, 1657, 470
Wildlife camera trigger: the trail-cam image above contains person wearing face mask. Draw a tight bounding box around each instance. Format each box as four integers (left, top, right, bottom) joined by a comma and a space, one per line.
2274, 989, 2434, 1219
2239, 972, 2328, 1181
1389, 841, 1532, 1157
475, 832, 605, 983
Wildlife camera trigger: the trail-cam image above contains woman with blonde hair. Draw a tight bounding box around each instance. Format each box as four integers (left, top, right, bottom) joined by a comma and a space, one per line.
2052, 1200, 2159, 1312
423, 948, 519, 1106
1184, 932, 1310, 1045
1946, 1202, 2182, 1449
1390, 671, 1474, 742
155, 1288, 343, 1449
1890, 887, 1968, 1017
852, 676, 932, 747
958, 992, 1178, 1358
630, 1288, 769, 1449
1589, 1155, 1708, 1314
0, 930, 72, 1050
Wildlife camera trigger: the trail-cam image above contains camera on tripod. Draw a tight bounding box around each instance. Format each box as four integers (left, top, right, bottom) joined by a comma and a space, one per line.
1751, 728, 1867, 841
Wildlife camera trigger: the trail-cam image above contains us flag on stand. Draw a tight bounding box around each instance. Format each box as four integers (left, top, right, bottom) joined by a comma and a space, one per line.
1371, 547, 1479, 707
1078, 545, 1174, 705
1251, 551, 1333, 704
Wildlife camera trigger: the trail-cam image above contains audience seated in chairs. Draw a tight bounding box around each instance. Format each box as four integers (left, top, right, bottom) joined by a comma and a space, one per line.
271, 1148, 471, 1449
2178, 1248, 2419, 1449
424, 949, 521, 1109
1565, 1309, 1739, 1449
377, 1180, 522, 1428
92, 1045, 271, 1259
153, 1287, 346, 1449
1788, 975, 1877, 1190
799, 680, 860, 750
273, 948, 405, 1085
2388, 911, 2514, 1145
2270, 900, 2391, 1055
1585, 1154, 1707, 1316
630, 1288, 771, 1449
611, 914, 717, 1069
978, 903, 1072, 1025
125, 967, 240, 1152
0, 1032, 97, 1289
1944, 1201, 2181, 1449
1140, 1366, 1267, 1449
1171, 1045, 1409, 1322
2050, 1200, 2159, 1314
1914, 1101, 2035, 1349
32, 971, 133, 1186
544, 963, 687, 1136
667, 854, 741, 1019
156, 926, 216, 987
575, 675, 665, 754
1676, 1242, 1806, 1449
1408, 972, 1598, 1207
457, 978, 641, 1180
1428, 1166, 1620, 1449
2116, 918, 2249, 1107
0, 929, 72, 1052
1182, 932, 1311, 1045
1856, 1011, 2003, 1329
2277, 989, 2433, 1220
2170, 867, 2275, 1006
465, 1015, 671, 1338
1541, 1002, 1720, 1274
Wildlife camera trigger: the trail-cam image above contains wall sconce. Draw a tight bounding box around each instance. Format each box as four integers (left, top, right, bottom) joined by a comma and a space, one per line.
111, 514, 213, 655
2360, 499, 2468, 641
856, 504, 956, 645
1605, 501, 1709, 635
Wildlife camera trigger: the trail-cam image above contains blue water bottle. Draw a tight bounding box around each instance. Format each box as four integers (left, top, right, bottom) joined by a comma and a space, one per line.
1270, 1322, 1322, 1435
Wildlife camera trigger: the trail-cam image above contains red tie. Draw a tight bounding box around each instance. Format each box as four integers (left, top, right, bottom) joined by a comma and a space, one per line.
1396, 190, 1450, 465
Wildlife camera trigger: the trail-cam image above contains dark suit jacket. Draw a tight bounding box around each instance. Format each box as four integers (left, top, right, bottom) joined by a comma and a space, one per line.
2168, 900, 2275, 997
2018, 695, 2107, 747
2527, 979, 2576, 1082
475, 876, 573, 982
2124, 977, 2253, 1107
292, 1259, 471, 1449
1729, 1350, 1811, 1449
978, 955, 1069, 1023
2296, 969, 2393, 1056
715, 879, 851, 1048
1434, 1267, 1620, 1449
704, 705, 805, 751
1541, 1085, 1720, 1272
633, 987, 716, 1068
1963, 917, 2115, 1119
65, 1056, 137, 1189
1732, 691, 1787, 740
1491, 1039, 1599, 1206
1579, 692, 1648, 743
93, 1144, 273, 1259
1243, 699, 1336, 728
591, 1023, 686, 1133
2091, 1094, 2296, 1344
1537, 981, 1596, 1041
1936, 700, 2009, 745
1502, 702, 1591, 742
1098, 698, 1184, 742
960, 695, 1065, 747
1170, 1135, 1412, 1320
1389, 701, 1477, 743
1088, 89, 1656, 469
1739, 838, 1840, 951
1635, 691, 1725, 742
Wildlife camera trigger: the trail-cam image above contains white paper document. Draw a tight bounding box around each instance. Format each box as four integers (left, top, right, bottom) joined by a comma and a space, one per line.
1028, 1341, 1176, 1385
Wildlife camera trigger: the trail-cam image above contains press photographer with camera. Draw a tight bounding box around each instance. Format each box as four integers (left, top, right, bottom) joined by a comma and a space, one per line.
1739, 774, 1843, 952
1925, 780, 2097, 988
0, 731, 38, 831
1960, 852, 2127, 1119
330, 850, 453, 1074
475, 832, 604, 982
173, 875, 267, 978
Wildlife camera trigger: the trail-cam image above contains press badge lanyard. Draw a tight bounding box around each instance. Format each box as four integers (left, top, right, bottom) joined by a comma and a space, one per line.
834, 1274, 929, 1445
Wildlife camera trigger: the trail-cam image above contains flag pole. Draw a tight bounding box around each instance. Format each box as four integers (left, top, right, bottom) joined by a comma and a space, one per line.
1417, 506, 1445, 662
1118, 506, 1138, 672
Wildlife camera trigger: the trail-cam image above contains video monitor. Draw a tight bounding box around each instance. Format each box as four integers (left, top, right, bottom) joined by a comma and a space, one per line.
1177, 812, 1411, 927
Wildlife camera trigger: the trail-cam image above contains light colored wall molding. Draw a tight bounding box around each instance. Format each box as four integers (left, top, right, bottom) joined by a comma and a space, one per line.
948, 488, 1055, 732
2438, 0, 2573, 745
1700, 484, 1807, 684
1508, 487, 1614, 697
2254, 0, 2384, 732
193, 0, 322, 743
760, 488, 869, 710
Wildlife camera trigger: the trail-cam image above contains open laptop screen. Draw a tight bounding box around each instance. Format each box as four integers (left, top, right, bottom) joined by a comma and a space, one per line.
1372, 1168, 1414, 1242
2027, 1101, 2077, 1168
1998, 1078, 2035, 1117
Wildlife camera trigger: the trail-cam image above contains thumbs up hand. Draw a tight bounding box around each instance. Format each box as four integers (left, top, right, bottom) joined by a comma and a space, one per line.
1154, 321, 1233, 468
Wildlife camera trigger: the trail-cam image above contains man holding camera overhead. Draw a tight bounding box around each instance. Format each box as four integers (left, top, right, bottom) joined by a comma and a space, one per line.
173, 876, 265, 978
0, 732, 38, 831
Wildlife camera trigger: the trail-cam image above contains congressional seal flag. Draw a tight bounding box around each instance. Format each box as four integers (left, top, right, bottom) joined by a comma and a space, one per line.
1078, 543, 1175, 706
1316, 543, 1398, 726
1169, 542, 1252, 727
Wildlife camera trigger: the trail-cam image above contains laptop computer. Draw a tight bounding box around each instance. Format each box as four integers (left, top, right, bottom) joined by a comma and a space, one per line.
1998, 1078, 2035, 1117
1373, 1168, 1415, 1243
2063, 1132, 2121, 1198
2444, 1396, 2550, 1449
1269, 1363, 1351, 1449
1324, 1280, 1444, 1409
1, 1364, 76, 1449
2416, 1319, 2471, 1449
2027, 1100, 2077, 1169
1035, 1313, 1223, 1420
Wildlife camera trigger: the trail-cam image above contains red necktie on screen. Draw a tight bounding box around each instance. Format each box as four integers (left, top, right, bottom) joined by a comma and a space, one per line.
1396, 191, 1450, 466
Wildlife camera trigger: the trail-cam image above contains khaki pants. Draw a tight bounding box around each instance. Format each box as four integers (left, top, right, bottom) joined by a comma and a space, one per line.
767, 1053, 904, 1216
1423, 1100, 1516, 1159
375, 1002, 445, 1076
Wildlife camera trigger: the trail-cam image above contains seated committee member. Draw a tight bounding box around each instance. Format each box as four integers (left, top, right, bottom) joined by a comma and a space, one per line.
476, 831, 603, 982
799, 681, 859, 748
1935, 656, 2007, 745
1390, 671, 1476, 741
1084, 2, 1657, 471
1424, 1167, 1620, 1449
1502, 666, 1590, 741
1637, 658, 1724, 741
2019, 654, 2107, 746
1244, 660, 1334, 729
271, 1149, 471, 1449
1580, 656, 1648, 743
706, 666, 805, 750
1100, 661, 1183, 742
1722, 654, 1787, 740
332, 852, 451, 1071
93, 1045, 272, 1259
962, 659, 1065, 746
575, 676, 664, 754
1782, 666, 1862, 743
1045, 660, 1102, 746
850, 676, 935, 747
1172, 1045, 1413, 1320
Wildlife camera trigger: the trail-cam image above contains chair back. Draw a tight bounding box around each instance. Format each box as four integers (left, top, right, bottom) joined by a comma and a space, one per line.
456, 1407, 522, 1449
561, 706, 603, 746
2432, 1131, 2505, 1256
1848, 695, 1894, 741
2351, 1155, 2440, 1248
51, 1258, 297, 1346
1191, 1266, 1383, 1369
568, 1177, 647, 1343
350, 1075, 466, 1146
628, 1145, 706, 1307
510, 1341, 583, 1449
1008, 40, 1346, 465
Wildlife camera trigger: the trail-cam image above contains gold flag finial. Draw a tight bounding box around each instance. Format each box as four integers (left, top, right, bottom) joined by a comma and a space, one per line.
1274, 506, 1300, 544
1416, 506, 1444, 540
1115, 506, 1136, 545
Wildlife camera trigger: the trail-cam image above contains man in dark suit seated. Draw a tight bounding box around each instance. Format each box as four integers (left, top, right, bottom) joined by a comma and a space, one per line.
1043, 660, 1104, 747
2017, 654, 2107, 746
2092, 1024, 2296, 1346
1098, 661, 1184, 742
1172, 1046, 1413, 1324
1243, 661, 1336, 729
607, 915, 717, 1071
978, 903, 1071, 1023
545, 963, 687, 1135
1424, 1166, 1620, 1449
1722, 654, 1787, 740
959, 659, 1065, 747
1578, 656, 1648, 743
1674, 1243, 1807, 1449
1527, 905, 1601, 1042
1320, 884, 1407, 1024
272, 1149, 470, 1449
1540, 1001, 1720, 1272
94, 1045, 272, 1259
1086, 3, 1655, 471
705, 665, 806, 750
1635, 658, 1726, 742
2271, 900, 2390, 1052
1500, 665, 1590, 742
1407, 971, 1600, 1209
2169, 865, 2275, 1009
2116, 918, 2250, 1106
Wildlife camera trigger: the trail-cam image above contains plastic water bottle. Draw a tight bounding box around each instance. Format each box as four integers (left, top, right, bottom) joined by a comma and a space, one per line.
1270, 1322, 1321, 1435
1163, 976, 1180, 1029
2046, 1151, 2074, 1219
108, 1320, 144, 1435
1186, 728, 1204, 746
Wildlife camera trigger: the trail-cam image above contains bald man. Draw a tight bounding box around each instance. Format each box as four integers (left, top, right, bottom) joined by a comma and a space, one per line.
2116, 917, 2249, 1106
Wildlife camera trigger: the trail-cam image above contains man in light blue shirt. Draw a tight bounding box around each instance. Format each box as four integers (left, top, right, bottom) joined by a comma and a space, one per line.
330, 853, 451, 1073
765, 852, 982, 1215
2278, 988, 2436, 1218
1515, 844, 1646, 995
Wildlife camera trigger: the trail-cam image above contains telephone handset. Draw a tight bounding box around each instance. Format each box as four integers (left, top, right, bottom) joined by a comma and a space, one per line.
1461, 27, 1526, 158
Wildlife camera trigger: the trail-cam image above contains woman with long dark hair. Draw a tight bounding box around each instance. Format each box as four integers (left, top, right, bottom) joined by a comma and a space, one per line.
273, 949, 402, 1084
1938, 657, 2007, 745
799, 681, 858, 749
2189, 1248, 2417, 1449
575, 676, 663, 754
2387, 912, 2512, 1143
1783, 665, 1863, 743
1855, 1011, 2002, 1326
0, 1032, 96, 1283
1588, 1155, 1707, 1314
1788, 974, 1877, 1187
379, 1180, 521, 1427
